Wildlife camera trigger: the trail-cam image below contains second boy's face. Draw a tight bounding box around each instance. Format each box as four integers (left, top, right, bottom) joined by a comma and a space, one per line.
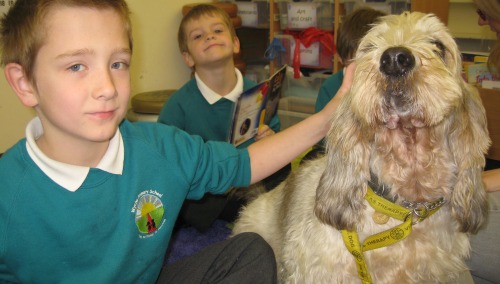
31, 6, 131, 149
477, 9, 500, 39
182, 15, 239, 68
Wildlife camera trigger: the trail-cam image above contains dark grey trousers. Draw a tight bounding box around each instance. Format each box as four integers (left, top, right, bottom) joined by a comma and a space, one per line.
467, 191, 500, 284
157, 232, 277, 284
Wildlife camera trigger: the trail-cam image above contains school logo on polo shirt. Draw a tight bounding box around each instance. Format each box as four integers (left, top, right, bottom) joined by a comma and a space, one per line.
131, 189, 165, 237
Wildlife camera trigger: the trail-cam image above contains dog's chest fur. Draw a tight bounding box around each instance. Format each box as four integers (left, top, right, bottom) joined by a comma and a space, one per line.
372, 124, 453, 202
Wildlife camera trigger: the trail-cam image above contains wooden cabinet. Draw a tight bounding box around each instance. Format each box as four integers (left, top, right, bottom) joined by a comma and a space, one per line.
478, 88, 500, 161
411, 0, 449, 24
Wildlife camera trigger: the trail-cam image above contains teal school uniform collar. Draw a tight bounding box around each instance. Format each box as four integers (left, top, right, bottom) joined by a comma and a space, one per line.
25, 117, 124, 192
195, 68, 244, 104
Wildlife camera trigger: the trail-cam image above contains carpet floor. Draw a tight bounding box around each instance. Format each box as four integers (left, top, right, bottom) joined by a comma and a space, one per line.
164, 220, 232, 264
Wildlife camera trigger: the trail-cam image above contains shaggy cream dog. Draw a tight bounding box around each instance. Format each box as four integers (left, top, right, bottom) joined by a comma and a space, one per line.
233, 12, 490, 283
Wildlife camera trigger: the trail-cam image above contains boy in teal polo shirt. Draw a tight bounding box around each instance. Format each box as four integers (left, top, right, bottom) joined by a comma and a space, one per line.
0, 0, 351, 282
158, 4, 290, 232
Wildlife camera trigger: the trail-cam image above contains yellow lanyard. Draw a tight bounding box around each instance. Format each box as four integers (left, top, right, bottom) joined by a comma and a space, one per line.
341, 187, 444, 284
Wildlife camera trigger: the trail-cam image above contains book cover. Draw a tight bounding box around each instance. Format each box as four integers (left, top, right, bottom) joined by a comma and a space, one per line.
482, 80, 500, 90
230, 65, 287, 146
474, 55, 489, 64
466, 63, 490, 84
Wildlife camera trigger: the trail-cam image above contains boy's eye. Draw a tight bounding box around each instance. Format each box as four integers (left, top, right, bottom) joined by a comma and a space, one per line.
111, 62, 129, 70
69, 64, 84, 72
192, 33, 202, 40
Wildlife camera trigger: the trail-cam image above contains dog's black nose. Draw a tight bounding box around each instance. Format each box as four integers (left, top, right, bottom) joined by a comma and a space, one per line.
380, 47, 415, 77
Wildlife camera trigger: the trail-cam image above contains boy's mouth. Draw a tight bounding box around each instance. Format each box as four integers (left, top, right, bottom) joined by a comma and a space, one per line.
89, 109, 117, 120
204, 43, 223, 51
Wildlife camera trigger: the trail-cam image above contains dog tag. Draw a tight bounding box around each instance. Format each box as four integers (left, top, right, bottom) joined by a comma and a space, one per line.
372, 211, 390, 224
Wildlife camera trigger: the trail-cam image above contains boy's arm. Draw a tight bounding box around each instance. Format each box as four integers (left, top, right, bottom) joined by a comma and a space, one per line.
247, 64, 355, 183
483, 168, 500, 192
157, 93, 185, 128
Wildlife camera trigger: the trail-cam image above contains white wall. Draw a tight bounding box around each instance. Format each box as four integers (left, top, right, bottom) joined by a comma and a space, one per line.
0, 0, 208, 153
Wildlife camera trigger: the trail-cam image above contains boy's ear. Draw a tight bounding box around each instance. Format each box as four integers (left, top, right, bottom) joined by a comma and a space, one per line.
233, 36, 240, 54
4, 63, 39, 107
181, 51, 195, 68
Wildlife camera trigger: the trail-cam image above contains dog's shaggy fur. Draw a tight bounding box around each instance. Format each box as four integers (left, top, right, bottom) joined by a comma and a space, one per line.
232, 12, 490, 283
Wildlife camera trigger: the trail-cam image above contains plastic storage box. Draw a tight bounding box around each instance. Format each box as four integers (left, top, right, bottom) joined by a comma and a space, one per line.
342, 0, 411, 16
234, 0, 270, 28
273, 34, 333, 69
245, 64, 270, 83
277, 0, 335, 31
277, 70, 331, 129
278, 96, 316, 129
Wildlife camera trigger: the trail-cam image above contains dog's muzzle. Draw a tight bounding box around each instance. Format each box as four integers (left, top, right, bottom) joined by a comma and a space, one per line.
380, 47, 415, 77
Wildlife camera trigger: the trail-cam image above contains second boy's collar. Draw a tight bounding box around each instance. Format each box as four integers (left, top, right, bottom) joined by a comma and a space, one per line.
25, 117, 124, 192
196, 68, 244, 104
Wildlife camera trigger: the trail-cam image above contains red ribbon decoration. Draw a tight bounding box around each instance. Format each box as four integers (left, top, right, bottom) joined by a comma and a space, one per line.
286, 27, 335, 78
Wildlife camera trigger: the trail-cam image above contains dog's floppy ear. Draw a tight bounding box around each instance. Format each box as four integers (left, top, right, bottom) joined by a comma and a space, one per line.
314, 94, 371, 230
448, 82, 489, 233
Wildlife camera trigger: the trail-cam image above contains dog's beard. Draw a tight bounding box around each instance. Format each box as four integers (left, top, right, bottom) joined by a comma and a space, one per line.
380, 76, 426, 129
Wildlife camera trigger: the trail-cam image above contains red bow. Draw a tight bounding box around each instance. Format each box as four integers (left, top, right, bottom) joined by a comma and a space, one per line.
286, 27, 335, 78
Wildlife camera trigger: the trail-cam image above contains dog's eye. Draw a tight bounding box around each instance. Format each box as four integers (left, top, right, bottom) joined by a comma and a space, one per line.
358, 43, 375, 55
431, 40, 446, 59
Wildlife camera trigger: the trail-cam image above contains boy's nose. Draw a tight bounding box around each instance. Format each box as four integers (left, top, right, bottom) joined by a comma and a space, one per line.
93, 70, 117, 100
478, 17, 488, 26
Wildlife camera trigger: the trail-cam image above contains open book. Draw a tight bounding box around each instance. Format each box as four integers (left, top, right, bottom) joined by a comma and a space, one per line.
230, 65, 287, 146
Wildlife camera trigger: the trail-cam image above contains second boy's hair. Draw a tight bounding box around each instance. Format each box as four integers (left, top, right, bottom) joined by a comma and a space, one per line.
178, 4, 237, 53
336, 7, 386, 64
0, 0, 133, 82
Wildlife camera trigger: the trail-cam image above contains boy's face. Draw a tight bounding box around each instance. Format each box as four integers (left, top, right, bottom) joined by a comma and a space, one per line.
31, 6, 131, 147
182, 15, 239, 69
478, 13, 500, 39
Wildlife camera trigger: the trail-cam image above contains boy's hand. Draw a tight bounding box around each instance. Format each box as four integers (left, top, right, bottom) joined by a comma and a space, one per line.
255, 125, 275, 141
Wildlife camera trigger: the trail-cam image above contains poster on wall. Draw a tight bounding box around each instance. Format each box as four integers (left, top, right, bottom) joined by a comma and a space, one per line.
0, 0, 16, 16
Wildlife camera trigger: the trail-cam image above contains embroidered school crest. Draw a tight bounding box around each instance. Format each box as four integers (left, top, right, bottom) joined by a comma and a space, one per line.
132, 190, 165, 235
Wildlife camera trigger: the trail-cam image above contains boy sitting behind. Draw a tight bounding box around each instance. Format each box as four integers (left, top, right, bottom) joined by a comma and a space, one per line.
158, 4, 289, 232
0, 0, 351, 282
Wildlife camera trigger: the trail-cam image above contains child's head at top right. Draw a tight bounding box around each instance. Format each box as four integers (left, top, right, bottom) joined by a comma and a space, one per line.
0, 0, 133, 82
177, 4, 237, 54
336, 7, 386, 66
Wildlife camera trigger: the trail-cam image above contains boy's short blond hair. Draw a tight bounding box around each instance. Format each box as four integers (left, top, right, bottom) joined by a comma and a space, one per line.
178, 4, 237, 53
0, 0, 133, 82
